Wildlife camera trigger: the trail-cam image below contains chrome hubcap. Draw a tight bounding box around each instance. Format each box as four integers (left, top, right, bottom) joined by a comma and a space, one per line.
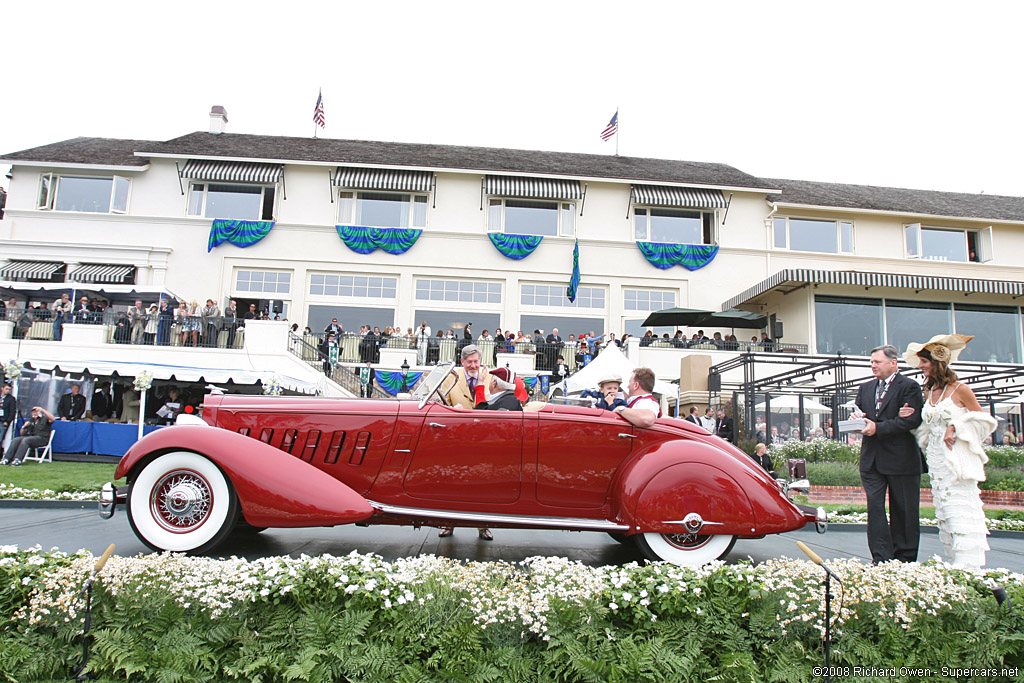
663, 532, 712, 550
151, 470, 212, 532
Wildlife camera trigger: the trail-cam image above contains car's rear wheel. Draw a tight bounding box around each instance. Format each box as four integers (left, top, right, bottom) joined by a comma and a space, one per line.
127, 451, 239, 553
634, 532, 736, 566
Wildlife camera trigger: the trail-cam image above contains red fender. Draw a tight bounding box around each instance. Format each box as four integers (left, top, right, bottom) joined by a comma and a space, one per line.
613, 438, 811, 536
116, 425, 374, 528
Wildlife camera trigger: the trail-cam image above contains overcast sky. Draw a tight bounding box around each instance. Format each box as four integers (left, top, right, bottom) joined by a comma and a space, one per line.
3, 1, 1022, 196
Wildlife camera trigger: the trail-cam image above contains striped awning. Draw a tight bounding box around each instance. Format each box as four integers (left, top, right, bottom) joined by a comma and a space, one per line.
67, 264, 135, 284
180, 160, 283, 184
0, 261, 64, 281
722, 268, 1024, 310
334, 167, 433, 192
485, 175, 583, 200
631, 185, 728, 209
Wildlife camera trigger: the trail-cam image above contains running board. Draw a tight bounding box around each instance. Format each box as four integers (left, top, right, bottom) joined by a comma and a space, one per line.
367, 501, 630, 532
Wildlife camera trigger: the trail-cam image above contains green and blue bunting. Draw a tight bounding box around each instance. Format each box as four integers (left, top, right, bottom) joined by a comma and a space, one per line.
567, 239, 580, 303
208, 220, 275, 252
375, 370, 424, 395
522, 376, 538, 391
636, 242, 718, 271
488, 233, 543, 260
336, 226, 423, 255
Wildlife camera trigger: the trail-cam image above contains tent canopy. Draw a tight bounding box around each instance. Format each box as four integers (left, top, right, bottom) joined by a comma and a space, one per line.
754, 394, 832, 414
555, 345, 676, 396
21, 358, 324, 394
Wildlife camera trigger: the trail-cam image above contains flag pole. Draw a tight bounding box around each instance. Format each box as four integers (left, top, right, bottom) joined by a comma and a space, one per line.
615, 106, 619, 156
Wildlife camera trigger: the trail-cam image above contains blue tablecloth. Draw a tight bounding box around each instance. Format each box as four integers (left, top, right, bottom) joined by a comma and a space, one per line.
49, 421, 163, 457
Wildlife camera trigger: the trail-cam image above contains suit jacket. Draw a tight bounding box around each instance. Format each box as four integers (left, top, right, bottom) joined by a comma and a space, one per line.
715, 416, 736, 443
475, 390, 522, 411
0, 394, 15, 426
685, 414, 699, 425
91, 391, 113, 420
441, 367, 490, 409
59, 393, 86, 420
855, 372, 925, 475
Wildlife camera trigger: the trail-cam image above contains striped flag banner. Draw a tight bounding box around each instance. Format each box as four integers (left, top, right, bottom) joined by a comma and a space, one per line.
314, 90, 326, 128
600, 111, 618, 141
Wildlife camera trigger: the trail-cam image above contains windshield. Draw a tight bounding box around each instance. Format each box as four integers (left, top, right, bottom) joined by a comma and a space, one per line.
412, 361, 455, 406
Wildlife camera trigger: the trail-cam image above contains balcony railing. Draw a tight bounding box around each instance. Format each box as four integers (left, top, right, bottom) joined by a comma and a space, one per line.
287, 333, 389, 398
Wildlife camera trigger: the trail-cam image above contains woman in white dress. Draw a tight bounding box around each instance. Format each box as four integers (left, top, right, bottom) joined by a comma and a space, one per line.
900, 334, 995, 570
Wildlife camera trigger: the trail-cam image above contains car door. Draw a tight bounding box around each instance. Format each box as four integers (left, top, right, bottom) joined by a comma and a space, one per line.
536, 410, 633, 508
402, 403, 524, 504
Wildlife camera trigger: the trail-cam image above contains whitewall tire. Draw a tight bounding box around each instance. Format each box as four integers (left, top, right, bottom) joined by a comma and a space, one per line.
634, 532, 736, 567
127, 451, 239, 553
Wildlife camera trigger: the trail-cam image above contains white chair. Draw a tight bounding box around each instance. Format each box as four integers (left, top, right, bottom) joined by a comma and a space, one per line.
23, 429, 55, 464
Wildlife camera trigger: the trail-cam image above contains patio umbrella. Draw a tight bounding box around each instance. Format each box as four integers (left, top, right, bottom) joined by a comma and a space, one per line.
640, 308, 712, 327
640, 307, 767, 329
754, 395, 832, 414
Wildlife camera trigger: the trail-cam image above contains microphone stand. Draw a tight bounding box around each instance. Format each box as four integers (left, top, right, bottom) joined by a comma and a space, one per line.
797, 541, 840, 683
70, 544, 116, 682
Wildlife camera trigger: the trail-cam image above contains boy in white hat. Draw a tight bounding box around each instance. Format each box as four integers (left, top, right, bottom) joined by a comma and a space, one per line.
581, 373, 628, 411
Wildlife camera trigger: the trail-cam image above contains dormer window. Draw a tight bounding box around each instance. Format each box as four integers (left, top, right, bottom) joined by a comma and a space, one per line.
37, 174, 130, 214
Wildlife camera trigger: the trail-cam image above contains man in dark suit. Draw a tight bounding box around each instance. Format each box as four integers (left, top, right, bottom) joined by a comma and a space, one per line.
715, 409, 736, 443
58, 384, 86, 421
854, 344, 924, 564
685, 406, 700, 425
0, 383, 16, 457
91, 382, 114, 421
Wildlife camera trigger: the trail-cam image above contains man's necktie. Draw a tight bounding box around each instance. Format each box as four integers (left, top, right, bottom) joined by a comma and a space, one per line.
875, 378, 887, 412
468, 376, 476, 393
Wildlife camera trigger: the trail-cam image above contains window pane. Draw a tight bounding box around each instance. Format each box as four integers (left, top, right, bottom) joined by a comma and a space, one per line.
921, 228, 968, 262
955, 305, 1020, 362
206, 184, 262, 220
788, 219, 838, 253
635, 209, 647, 241
38, 174, 52, 209
413, 196, 428, 227
504, 200, 558, 236
840, 222, 853, 253
187, 184, 204, 215
814, 296, 883, 356
648, 209, 702, 244
488, 199, 502, 232
112, 176, 130, 212
885, 300, 951, 355
773, 217, 787, 248
904, 223, 921, 257
560, 203, 575, 236
55, 176, 113, 212
338, 192, 354, 224
356, 192, 410, 227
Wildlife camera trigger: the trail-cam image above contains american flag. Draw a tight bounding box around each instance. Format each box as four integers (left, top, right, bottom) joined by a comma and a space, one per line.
600, 111, 618, 141
313, 90, 326, 128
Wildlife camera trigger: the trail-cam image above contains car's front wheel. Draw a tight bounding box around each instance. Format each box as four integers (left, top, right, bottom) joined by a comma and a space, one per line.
634, 532, 736, 566
127, 451, 239, 553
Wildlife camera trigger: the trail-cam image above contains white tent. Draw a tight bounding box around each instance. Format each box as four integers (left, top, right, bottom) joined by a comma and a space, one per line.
554, 345, 677, 396
21, 358, 325, 394
755, 395, 832, 414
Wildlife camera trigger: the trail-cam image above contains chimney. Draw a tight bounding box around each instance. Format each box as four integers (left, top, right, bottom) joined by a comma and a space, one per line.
208, 106, 228, 134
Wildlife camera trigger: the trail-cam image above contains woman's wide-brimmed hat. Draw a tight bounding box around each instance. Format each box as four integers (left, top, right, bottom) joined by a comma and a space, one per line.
903, 334, 974, 367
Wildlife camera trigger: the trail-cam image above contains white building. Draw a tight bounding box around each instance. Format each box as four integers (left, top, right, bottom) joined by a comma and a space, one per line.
2, 108, 1024, 369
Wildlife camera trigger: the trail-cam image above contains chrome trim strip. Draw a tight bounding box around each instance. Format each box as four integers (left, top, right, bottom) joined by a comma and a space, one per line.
366, 501, 629, 532
663, 519, 724, 526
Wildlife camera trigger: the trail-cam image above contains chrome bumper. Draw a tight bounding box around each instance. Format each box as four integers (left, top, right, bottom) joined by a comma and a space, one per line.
98, 482, 128, 520
796, 503, 828, 534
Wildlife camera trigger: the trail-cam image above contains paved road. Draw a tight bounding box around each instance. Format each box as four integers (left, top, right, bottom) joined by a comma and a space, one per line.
2, 504, 1023, 572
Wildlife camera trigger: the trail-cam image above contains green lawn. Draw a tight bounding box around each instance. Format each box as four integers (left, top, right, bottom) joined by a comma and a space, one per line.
0, 462, 121, 493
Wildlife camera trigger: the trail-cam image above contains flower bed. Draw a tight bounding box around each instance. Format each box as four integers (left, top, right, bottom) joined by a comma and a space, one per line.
1, 547, 1022, 681
0, 483, 97, 501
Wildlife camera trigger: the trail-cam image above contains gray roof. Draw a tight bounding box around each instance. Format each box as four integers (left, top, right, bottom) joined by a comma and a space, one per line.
135, 132, 776, 190
1, 137, 155, 167
767, 177, 1024, 223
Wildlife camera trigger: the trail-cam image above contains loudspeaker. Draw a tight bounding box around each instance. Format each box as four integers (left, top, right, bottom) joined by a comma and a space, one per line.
258, 298, 270, 314
272, 300, 283, 314
773, 321, 784, 339
707, 371, 722, 392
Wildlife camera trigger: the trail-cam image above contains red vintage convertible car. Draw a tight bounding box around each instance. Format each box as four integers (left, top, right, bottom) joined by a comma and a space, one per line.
100, 363, 825, 566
